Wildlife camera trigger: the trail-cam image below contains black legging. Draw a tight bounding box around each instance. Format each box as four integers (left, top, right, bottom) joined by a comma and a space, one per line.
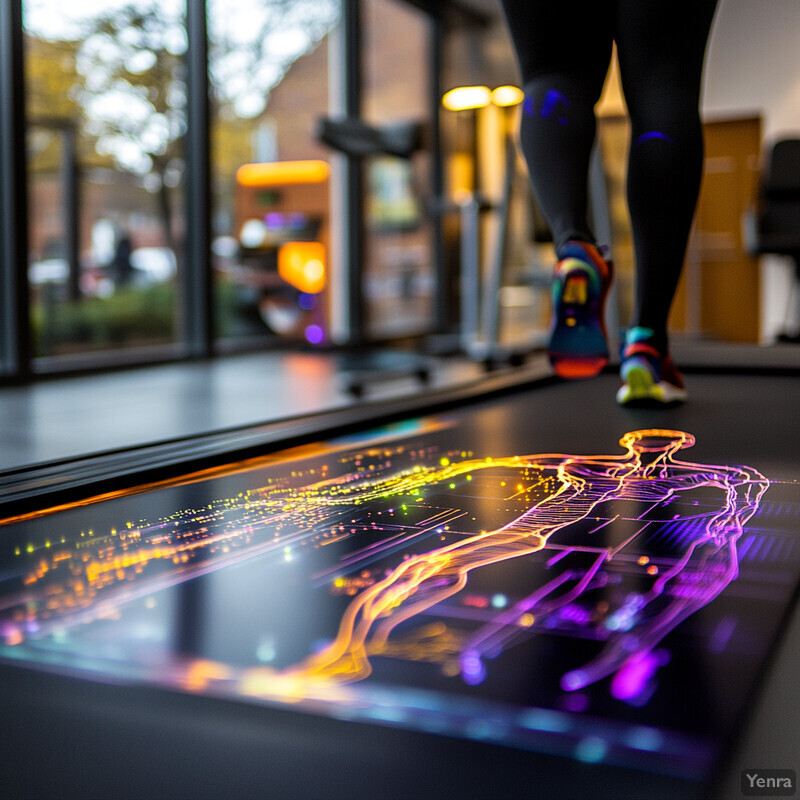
499, 0, 718, 347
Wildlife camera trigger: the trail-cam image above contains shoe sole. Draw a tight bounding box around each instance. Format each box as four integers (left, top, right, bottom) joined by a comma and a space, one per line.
616, 363, 688, 406
548, 262, 609, 380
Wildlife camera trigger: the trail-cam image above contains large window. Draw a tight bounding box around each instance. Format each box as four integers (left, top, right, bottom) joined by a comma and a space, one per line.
24, 0, 188, 364
0, 0, 440, 380
208, 0, 339, 348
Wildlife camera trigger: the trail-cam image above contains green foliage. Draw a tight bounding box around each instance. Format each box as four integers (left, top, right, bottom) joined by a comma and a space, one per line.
32, 284, 176, 356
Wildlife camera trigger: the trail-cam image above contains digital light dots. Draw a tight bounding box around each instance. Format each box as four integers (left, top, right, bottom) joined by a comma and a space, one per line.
265, 429, 769, 712
3, 427, 771, 764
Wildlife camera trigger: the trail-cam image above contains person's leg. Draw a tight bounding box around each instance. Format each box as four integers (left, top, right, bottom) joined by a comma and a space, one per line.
499, 1, 616, 378
498, 0, 614, 252
615, 0, 719, 356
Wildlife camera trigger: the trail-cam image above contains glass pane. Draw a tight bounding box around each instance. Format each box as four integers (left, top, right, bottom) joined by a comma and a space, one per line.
24, 0, 187, 362
208, 0, 339, 348
362, 0, 435, 339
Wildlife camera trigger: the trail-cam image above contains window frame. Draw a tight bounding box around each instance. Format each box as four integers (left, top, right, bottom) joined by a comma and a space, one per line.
0, 0, 444, 382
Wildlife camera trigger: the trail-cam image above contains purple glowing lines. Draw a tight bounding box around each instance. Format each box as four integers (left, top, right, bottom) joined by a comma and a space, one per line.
5, 427, 771, 712
609, 650, 670, 704
281, 430, 769, 701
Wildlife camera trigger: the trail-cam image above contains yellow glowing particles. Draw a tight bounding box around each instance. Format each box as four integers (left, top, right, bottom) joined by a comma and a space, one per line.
518, 613, 535, 627
440, 457, 450, 467
239, 666, 346, 704
331, 573, 375, 595
638, 556, 650, 566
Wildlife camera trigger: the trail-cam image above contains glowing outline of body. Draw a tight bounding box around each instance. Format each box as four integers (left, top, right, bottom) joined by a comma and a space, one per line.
285, 429, 769, 693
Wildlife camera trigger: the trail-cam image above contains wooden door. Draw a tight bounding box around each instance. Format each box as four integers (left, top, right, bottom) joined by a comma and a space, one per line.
670, 117, 762, 342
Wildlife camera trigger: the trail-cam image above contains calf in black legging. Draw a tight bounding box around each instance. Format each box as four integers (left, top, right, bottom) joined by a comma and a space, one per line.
499, 0, 718, 403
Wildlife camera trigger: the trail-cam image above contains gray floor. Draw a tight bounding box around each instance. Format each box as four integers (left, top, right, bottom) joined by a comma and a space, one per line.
0, 339, 796, 473
0, 350, 495, 471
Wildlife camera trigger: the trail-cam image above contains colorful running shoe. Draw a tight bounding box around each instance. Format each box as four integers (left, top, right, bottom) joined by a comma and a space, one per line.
616, 327, 688, 406
548, 241, 613, 379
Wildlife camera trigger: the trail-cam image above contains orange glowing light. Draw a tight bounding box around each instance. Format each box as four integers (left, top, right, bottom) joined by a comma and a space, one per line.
4, 627, 23, 646
184, 659, 233, 691
236, 160, 330, 187
278, 242, 326, 294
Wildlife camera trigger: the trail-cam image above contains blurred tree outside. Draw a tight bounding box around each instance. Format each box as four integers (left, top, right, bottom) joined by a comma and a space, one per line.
72, 3, 188, 253
27, 0, 340, 249
26, 37, 107, 175
24, 0, 339, 354
208, 0, 339, 234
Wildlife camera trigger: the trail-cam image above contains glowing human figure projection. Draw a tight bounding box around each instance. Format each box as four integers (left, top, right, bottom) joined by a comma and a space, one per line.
283, 429, 769, 695
4, 427, 771, 708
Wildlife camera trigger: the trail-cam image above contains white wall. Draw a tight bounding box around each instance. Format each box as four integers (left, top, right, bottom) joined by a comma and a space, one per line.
703, 0, 800, 340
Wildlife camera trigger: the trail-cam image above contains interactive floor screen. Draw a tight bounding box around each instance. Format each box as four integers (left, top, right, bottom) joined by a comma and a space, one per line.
2, 416, 799, 782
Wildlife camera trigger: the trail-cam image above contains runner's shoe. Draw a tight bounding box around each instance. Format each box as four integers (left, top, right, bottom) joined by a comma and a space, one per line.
616, 327, 688, 406
548, 241, 613, 379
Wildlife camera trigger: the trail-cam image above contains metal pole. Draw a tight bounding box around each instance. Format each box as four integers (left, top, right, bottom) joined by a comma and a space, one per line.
62, 126, 81, 303
459, 196, 481, 352
343, 0, 364, 345
0, 0, 31, 378
183, 0, 214, 357
428, 12, 450, 336
482, 120, 516, 358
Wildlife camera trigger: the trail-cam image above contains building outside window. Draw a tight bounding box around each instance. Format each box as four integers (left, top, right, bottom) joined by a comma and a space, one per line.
208, 0, 339, 348
361, 0, 435, 340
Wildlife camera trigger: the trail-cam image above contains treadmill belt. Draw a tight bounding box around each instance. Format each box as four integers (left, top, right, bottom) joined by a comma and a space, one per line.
1, 373, 799, 786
